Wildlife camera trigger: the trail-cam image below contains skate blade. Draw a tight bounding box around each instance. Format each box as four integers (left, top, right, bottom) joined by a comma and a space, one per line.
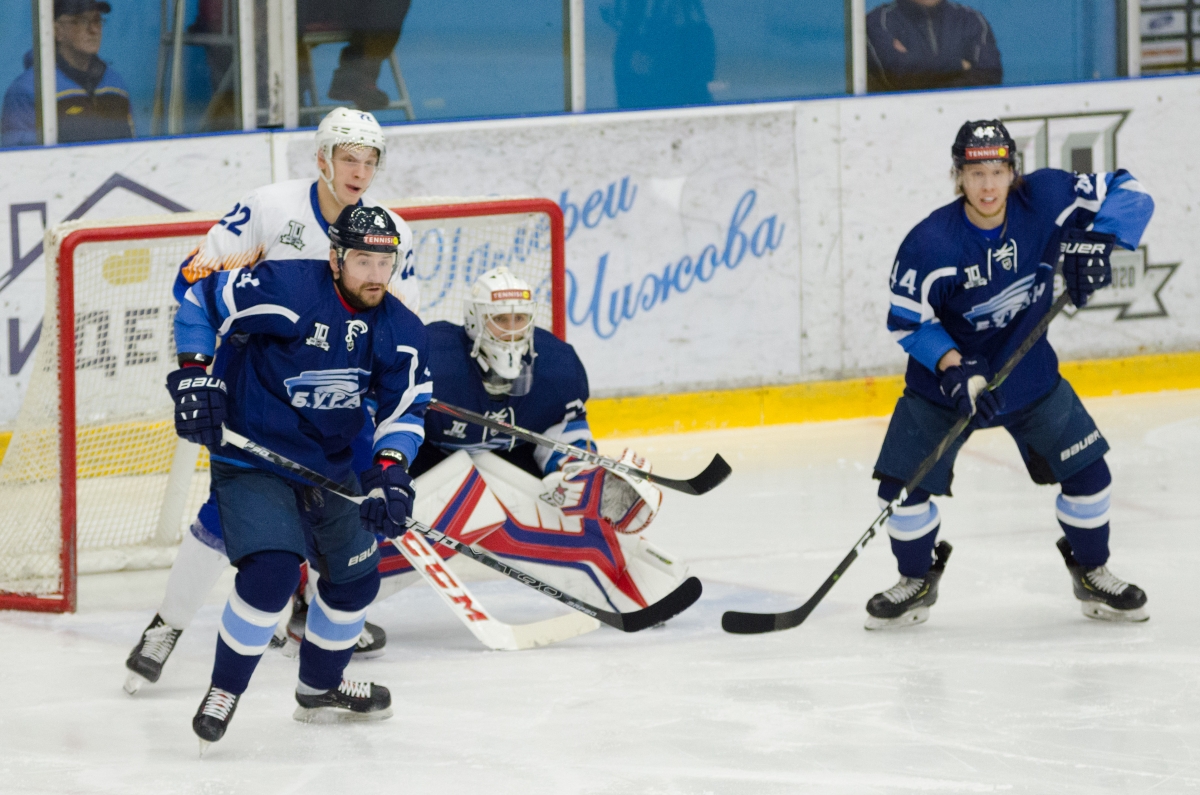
292, 705, 394, 724
123, 671, 148, 695
351, 648, 386, 660
864, 606, 930, 631
1080, 601, 1149, 623
198, 739, 212, 758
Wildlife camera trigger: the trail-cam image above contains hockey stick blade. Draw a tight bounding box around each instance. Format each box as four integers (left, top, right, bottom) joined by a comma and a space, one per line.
221, 427, 701, 633
428, 400, 731, 495
721, 289, 1074, 635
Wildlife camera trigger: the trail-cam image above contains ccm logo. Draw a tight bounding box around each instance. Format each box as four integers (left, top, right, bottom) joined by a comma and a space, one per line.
178, 377, 225, 391
1062, 242, 1107, 254
348, 539, 378, 566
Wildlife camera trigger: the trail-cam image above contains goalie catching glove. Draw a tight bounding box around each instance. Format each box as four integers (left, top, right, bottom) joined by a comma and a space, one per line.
166, 364, 227, 446
359, 455, 415, 538
541, 449, 663, 535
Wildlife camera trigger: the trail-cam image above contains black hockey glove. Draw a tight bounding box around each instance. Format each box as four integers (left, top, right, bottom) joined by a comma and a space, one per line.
1060, 228, 1116, 308
939, 356, 1002, 421
359, 460, 415, 539
166, 366, 227, 446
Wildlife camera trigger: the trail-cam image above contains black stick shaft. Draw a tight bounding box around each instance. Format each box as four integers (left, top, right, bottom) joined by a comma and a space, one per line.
427, 399, 730, 496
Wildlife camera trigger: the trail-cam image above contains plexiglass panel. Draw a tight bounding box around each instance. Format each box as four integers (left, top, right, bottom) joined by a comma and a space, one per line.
0, 3, 36, 147
865, 0, 1121, 93
298, 0, 564, 125
586, 0, 846, 111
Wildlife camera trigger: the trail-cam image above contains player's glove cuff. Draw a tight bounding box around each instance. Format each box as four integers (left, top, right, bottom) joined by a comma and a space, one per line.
1061, 229, 1116, 308
165, 366, 227, 446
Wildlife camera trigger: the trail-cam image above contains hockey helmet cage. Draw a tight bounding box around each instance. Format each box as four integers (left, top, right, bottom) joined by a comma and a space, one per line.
952, 120, 1017, 170
464, 266, 537, 382
316, 107, 387, 170
329, 206, 401, 276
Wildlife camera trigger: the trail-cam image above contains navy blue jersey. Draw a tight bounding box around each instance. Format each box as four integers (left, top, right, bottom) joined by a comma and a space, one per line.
887, 168, 1154, 415
421, 322, 594, 475
175, 259, 431, 483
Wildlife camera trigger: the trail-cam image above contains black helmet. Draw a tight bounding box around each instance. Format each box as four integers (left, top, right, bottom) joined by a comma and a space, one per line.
329, 205, 401, 256
952, 120, 1017, 170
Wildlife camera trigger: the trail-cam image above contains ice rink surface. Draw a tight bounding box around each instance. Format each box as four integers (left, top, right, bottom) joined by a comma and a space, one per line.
2, 389, 1198, 794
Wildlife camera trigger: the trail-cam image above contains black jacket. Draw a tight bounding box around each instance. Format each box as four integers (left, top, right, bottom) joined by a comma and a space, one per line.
867, 0, 1002, 92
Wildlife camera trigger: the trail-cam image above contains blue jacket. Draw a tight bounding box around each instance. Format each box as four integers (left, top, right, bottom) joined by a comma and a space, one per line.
867, 0, 1002, 92
2, 51, 133, 146
886, 168, 1154, 418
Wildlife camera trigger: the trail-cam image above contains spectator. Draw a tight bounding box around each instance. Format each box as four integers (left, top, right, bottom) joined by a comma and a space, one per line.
1, 0, 133, 147
867, 0, 1002, 93
606, 0, 716, 109
298, 0, 412, 111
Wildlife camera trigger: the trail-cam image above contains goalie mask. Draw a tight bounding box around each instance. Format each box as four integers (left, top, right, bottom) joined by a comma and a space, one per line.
464, 267, 536, 395
316, 107, 387, 196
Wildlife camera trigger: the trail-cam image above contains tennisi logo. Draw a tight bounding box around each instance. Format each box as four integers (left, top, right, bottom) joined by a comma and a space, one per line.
491, 289, 531, 301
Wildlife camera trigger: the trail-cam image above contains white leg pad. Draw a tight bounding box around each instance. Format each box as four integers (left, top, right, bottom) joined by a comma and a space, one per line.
159, 530, 231, 630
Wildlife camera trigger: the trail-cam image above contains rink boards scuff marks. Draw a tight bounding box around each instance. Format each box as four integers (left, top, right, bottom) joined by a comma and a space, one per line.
1, 389, 1197, 794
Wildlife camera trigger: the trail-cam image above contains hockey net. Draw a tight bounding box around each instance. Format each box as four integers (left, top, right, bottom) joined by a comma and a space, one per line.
0, 197, 565, 612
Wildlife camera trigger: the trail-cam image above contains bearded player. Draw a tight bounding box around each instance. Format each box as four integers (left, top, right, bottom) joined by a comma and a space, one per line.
124, 108, 412, 693
864, 120, 1154, 629
171, 205, 427, 747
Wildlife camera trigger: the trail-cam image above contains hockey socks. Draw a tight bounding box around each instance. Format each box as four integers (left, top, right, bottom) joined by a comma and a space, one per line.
877, 479, 941, 578
298, 570, 380, 692
211, 551, 300, 695
1056, 458, 1112, 570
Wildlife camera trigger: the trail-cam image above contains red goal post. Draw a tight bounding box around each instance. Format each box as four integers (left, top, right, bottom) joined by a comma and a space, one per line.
0, 197, 566, 612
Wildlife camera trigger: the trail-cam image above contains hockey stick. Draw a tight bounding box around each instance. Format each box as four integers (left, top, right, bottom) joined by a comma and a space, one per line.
221, 428, 703, 633
427, 399, 731, 496
722, 289, 1074, 635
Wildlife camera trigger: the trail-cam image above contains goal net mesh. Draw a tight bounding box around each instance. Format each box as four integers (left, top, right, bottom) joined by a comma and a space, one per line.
0, 198, 562, 606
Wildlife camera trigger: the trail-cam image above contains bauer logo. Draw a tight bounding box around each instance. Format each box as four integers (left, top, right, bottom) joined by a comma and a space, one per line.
284, 368, 370, 410
1061, 430, 1103, 461
347, 538, 378, 567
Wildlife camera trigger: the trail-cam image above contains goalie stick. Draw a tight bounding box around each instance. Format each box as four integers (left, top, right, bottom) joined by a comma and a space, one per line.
722, 288, 1074, 635
428, 399, 731, 496
221, 428, 703, 633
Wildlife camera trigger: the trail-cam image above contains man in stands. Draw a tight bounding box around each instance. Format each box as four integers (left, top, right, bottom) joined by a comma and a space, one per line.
2, 0, 134, 146
866, 0, 1002, 93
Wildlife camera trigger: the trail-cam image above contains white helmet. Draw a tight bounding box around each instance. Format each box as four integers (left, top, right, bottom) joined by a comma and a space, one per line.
464, 267, 537, 386
316, 107, 387, 191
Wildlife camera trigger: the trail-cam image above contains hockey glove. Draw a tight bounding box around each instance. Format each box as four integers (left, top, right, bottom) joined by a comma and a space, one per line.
166, 366, 227, 446
939, 356, 1002, 421
359, 459, 415, 539
1061, 228, 1116, 308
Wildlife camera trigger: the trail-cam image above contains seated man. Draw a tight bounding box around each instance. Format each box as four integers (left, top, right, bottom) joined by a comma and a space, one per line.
298, 0, 412, 112
170, 205, 429, 747
2, 0, 133, 146
866, 0, 1002, 93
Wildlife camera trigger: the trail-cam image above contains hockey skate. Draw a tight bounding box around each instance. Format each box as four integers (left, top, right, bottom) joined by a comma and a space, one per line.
193, 685, 241, 754
124, 614, 183, 694
293, 679, 393, 723
865, 541, 952, 630
1056, 537, 1148, 622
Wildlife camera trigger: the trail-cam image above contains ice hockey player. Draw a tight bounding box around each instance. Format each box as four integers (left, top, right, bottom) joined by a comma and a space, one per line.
169, 205, 428, 748
865, 119, 1154, 630
284, 266, 677, 633
125, 107, 410, 691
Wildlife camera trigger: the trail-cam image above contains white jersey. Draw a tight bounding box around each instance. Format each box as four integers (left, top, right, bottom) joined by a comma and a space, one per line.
179, 178, 420, 311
